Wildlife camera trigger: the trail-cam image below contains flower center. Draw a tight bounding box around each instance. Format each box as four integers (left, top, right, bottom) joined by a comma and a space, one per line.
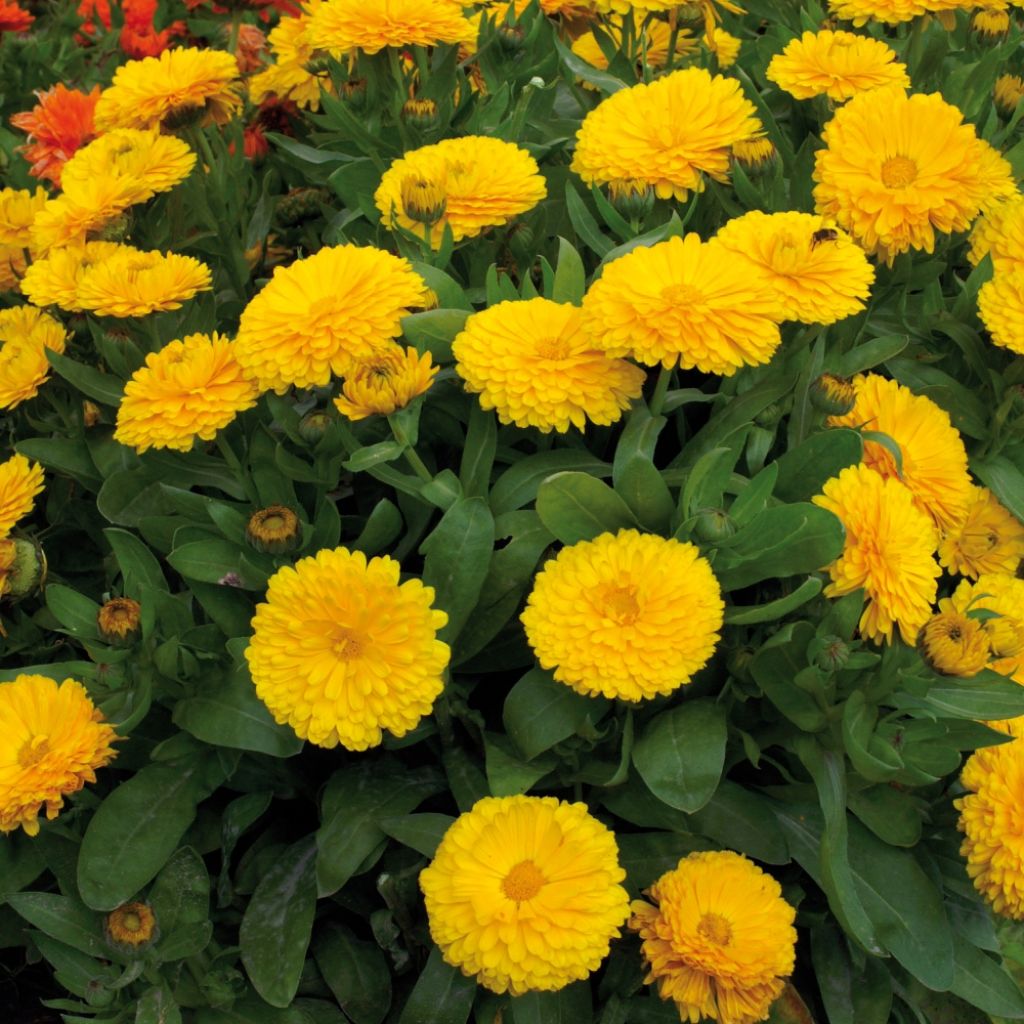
501, 859, 546, 903
696, 912, 733, 946
121, 911, 142, 932
18, 735, 50, 769
535, 336, 571, 361
331, 628, 366, 660
661, 283, 704, 307
261, 513, 286, 532
880, 155, 918, 189
599, 584, 642, 625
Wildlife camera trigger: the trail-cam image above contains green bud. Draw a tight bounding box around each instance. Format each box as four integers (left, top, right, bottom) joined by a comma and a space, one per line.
810, 373, 856, 416
693, 508, 737, 543
298, 410, 332, 443
813, 635, 850, 672
2, 538, 46, 600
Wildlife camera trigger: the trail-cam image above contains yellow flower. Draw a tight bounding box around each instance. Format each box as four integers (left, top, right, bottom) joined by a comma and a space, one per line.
630, 850, 797, 1024
0, 187, 48, 291
949, 574, 1024, 682
375, 136, 546, 248
731, 135, 777, 175
766, 30, 909, 103
571, 67, 760, 202
995, 73, 1024, 117
813, 86, 1014, 262
705, 26, 741, 66
939, 486, 1024, 580
452, 298, 645, 433
249, 14, 329, 111
246, 546, 450, 750
420, 795, 630, 995
581, 233, 782, 374
826, 0, 927, 24
969, 194, 1024, 273
714, 211, 875, 325
19, 241, 127, 312
0, 540, 15, 601
334, 345, 438, 421
813, 464, 940, 645
234, 244, 428, 392
810, 372, 857, 416
979, 267, 1024, 355
828, 374, 972, 532
307, 0, 473, 56
74, 248, 213, 318
919, 600, 992, 677
521, 529, 724, 700
570, 17, 696, 85
29, 180, 139, 254
115, 333, 259, 453
106, 902, 157, 946
0, 454, 44, 538
0, 674, 118, 836
97, 597, 142, 645
973, 8, 1011, 39
94, 47, 243, 131
0, 306, 67, 410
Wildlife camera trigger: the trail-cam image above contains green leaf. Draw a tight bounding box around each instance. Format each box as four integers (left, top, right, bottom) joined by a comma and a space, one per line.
972, 455, 1024, 523
97, 471, 169, 526
490, 451, 612, 516
551, 237, 586, 304
196, 993, 316, 1024
135, 984, 183, 1024
401, 309, 470, 362
688, 782, 789, 865
46, 349, 125, 406
484, 733, 556, 796
773, 429, 863, 503
724, 577, 822, 625
848, 785, 922, 848
167, 539, 262, 588
105, 528, 168, 596
535, 471, 638, 544
15, 438, 100, 486
895, 672, 1024, 720
632, 701, 726, 813
617, 832, 714, 891
149, 847, 209, 937
950, 938, 1024, 1018
564, 182, 613, 257
378, 813, 454, 859
810, 926, 892, 1024
509, 984, 593, 1024
6, 893, 109, 960
241, 836, 318, 1009
837, 334, 909, 377
749, 623, 828, 731
398, 947, 476, 1024
45, 585, 101, 640
313, 923, 392, 1024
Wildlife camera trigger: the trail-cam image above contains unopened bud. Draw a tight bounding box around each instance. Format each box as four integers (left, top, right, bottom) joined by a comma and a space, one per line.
693, 508, 736, 543
995, 74, 1024, 118
972, 9, 1010, 43
98, 597, 141, 645
814, 635, 849, 672
83, 400, 101, 427
607, 178, 654, 222
246, 505, 301, 554
400, 175, 446, 226
0, 538, 46, 600
810, 373, 856, 416
401, 98, 439, 131
732, 135, 777, 178
298, 410, 331, 443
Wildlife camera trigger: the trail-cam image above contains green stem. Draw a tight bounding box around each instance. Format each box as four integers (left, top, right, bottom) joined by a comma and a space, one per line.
227, 11, 242, 58
649, 364, 673, 416
391, 419, 433, 482
216, 433, 259, 506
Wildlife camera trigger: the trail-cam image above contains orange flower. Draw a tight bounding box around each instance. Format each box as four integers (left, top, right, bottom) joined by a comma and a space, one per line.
232, 23, 268, 72
0, 0, 33, 32
119, 0, 185, 56
10, 85, 100, 187
76, 0, 111, 36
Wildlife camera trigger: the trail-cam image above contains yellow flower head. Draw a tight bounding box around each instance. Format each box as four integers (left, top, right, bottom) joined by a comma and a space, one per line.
97, 597, 142, 644
731, 134, 777, 175
521, 529, 724, 700
766, 29, 909, 103
570, 17, 696, 85
246, 546, 450, 750
969, 194, 1024, 273
571, 67, 760, 202
420, 795, 630, 995
72, 248, 212, 319
828, 374, 972, 532
826, 0, 927, 24
949, 574, 1024, 682
581, 233, 782, 373
810, 372, 857, 416
0, 454, 44, 538
0, 306, 67, 410
452, 298, 645, 433
630, 850, 797, 1024
106, 902, 157, 947
334, 345, 438, 421
375, 136, 546, 248
979, 267, 1024, 356
235, 244, 427, 392
939, 486, 1024, 580
714, 210, 874, 325
0, 674, 118, 836
250, 14, 328, 111
307, 0, 473, 56
813, 464, 940, 645
0, 187, 48, 291
995, 74, 1024, 118
704, 26, 741, 67
115, 333, 259, 453
813, 86, 1014, 262
19, 241, 127, 313
95, 47, 243, 131
973, 8, 1011, 40
29, 180, 140, 255
919, 599, 992, 677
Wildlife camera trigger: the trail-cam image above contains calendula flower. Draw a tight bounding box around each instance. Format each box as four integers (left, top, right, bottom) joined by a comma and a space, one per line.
973, 8, 1010, 40
731, 134, 777, 175
249, 13, 329, 110
375, 136, 546, 248
0, 455, 44, 537
939, 486, 1024, 579
767, 29, 909, 102
75, 248, 212, 318
246, 506, 301, 554
234, 244, 428, 392
714, 211, 874, 324
581, 233, 782, 374
995, 73, 1024, 117
572, 67, 760, 201
829, 374, 972, 532
94, 47, 243, 130
0, 674, 118, 836
814, 86, 1014, 262
969, 194, 1024, 273
571, 17, 696, 84
246, 546, 450, 750
452, 298, 645, 433
421, 795, 630, 995
106, 902, 157, 946
97, 597, 142, 644
0, 187, 48, 290
307, 0, 473, 55
919, 601, 992, 677
19, 241, 125, 312
630, 850, 797, 1024
29, 179, 139, 254
10, 84, 100, 187
521, 529, 724, 700
810, 373, 857, 416
826, 0, 927, 24
0, 0, 33, 32
115, 333, 259, 452
813, 464, 940, 644
949, 574, 1024, 682
334, 345, 438, 421
705, 26, 740, 66
979, 268, 1024, 355
0, 306, 68, 410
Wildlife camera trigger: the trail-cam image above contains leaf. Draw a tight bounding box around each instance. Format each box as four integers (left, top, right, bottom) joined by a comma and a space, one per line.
149, 847, 209, 936
6, 893, 109, 959
401, 309, 470, 362
241, 836, 318, 1009
688, 782, 789, 865
810, 926, 892, 1024
564, 182, 613, 257
950, 937, 1024, 1018
97, 471, 169, 526
46, 350, 125, 406
972, 455, 1024, 523
895, 671, 1024, 720
724, 578, 822, 625
313, 923, 392, 1024
15, 438, 100, 486
632, 701, 726, 813
45, 585, 101, 640
484, 733, 556, 796
490, 451, 612, 516
398, 947, 476, 1024
378, 813, 454, 859
509, 984, 593, 1024
135, 984, 183, 1024
773, 429, 863, 503
166, 539, 253, 587
551, 237, 586, 304
617, 832, 714, 891
105, 528, 168, 595
535, 471, 638, 544
749, 623, 828, 732
837, 334, 909, 377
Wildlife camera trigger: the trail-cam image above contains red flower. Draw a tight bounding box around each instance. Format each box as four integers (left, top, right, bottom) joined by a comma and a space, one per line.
10, 84, 100, 186
241, 97, 297, 162
0, 0, 34, 32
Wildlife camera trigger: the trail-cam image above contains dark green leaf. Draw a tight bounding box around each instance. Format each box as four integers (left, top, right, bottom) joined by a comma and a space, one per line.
398, 947, 476, 1024
314, 923, 392, 1024
773, 429, 863, 503
536, 471, 638, 544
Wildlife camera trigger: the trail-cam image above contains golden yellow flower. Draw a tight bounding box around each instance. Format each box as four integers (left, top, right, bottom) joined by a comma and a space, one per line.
452, 299, 645, 433
0, 540, 15, 601
246, 547, 450, 750
97, 597, 142, 645
949, 574, 1024, 682
969, 194, 1024, 273
246, 506, 301, 554
995, 73, 1024, 117
766, 29, 909, 103
0, 306, 67, 410
0, 454, 44, 538
334, 345, 438, 421
0, 674, 118, 836
704, 26, 740, 67
939, 486, 1024, 580
307, 0, 473, 56
973, 8, 1011, 39
826, 0, 927, 23
115, 333, 259, 453
581, 233, 782, 374
979, 267, 1024, 355
234, 244, 428, 392
249, 14, 329, 111
106, 902, 157, 946
630, 850, 797, 1024
29, 180, 139, 254
813, 464, 940, 645
75, 248, 213, 318
420, 795, 630, 995
19, 241, 127, 312
521, 529, 724, 700
570, 17, 696, 85
95, 47, 243, 131
375, 136, 546, 248
0, 187, 47, 291
571, 67, 760, 201
714, 211, 874, 325
813, 86, 1014, 262
919, 600, 992, 677
731, 135, 777, 175
828, 374, 972, 532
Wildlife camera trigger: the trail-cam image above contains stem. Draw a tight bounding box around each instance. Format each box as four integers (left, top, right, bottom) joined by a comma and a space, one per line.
227, 11, 242, 58
391, 418, 433, 482
649, 364, 673, 416
216, 433, 259, 506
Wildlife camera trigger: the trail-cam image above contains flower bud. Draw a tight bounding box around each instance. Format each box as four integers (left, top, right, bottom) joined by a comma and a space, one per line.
401, 97, 439, 131
105, 901, 157, 949
83, 400, 101, 427
497, 22, 525, 52
298, 410, 332, 443
675, 1, 704, 31
607, 178, 654, 222
727, 645, 755, 681
693, 508, 736, 543
93, 211, 131, 243
813, 635, 849, 673
0, 538, 46, 600
732, 135, 777, 178
98, 597, 142, 646
810, 373, 856, 416
303, 49, 332, 75
246, 505, 301, 554
995, 74, 1024, 118
400, 174, 447, 226
754, 402, 783, 428
972, 9, 1010, 43
162, 102, 206, 131
340, 76, 368, 109
277, 187, 330, 226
